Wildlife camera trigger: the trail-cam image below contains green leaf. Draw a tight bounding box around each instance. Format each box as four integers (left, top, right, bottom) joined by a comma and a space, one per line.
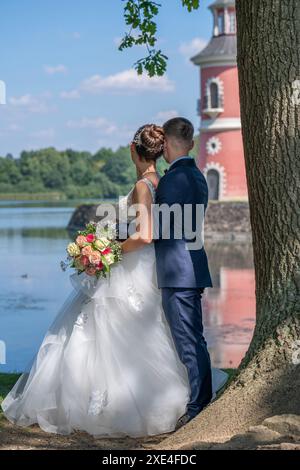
119, 0, 200, 77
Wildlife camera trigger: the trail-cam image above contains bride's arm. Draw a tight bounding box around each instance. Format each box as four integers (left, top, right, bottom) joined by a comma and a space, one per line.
121, 181, 153, 253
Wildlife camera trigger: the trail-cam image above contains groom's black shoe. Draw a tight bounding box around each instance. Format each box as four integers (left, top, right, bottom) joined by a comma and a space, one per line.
174, 413, 192, 431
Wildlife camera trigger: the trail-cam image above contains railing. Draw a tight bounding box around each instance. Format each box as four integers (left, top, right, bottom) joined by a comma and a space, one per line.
202, 93, 224, 110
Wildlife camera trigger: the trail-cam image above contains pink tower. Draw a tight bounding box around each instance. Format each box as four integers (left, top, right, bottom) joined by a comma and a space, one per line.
191, 0, 248, 200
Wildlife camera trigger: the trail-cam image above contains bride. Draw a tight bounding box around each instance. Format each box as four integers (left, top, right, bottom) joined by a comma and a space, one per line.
1, 124, 227, 438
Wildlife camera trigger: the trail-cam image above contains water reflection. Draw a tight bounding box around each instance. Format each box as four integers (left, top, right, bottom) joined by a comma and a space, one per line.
0, 201, 255, 372
204, 243, 255, 368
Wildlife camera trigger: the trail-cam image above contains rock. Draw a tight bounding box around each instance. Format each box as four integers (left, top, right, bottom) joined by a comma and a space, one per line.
262, 414, 300, 437
257, 442, 300, 450
192, 415, 300, 450
209, 425, 282, 450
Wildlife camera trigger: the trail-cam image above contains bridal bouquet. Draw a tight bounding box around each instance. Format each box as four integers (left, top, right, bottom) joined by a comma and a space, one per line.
61, 221, 122, 278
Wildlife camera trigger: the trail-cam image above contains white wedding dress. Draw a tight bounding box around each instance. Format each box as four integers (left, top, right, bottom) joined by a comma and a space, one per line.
1, 179, 228, 437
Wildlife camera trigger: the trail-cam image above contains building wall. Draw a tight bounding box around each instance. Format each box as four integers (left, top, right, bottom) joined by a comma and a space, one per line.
199, 129, 248, 199
200, 65, 241, 119
198, 64, 248, 200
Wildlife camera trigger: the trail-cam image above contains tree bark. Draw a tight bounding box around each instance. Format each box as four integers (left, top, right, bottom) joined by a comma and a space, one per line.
237, 0, 300, 364
154, 0, 300, 449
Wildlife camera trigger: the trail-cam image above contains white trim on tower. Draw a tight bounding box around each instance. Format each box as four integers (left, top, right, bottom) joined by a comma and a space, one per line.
203, 161, 227, 199
203, 77, 224, 118
200, 117, 241, 132
200, 61, 237, 69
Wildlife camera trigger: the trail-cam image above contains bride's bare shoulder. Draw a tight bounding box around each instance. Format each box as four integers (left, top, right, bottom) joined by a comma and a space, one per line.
131, 177, 158, 204
132, 180, 150, 202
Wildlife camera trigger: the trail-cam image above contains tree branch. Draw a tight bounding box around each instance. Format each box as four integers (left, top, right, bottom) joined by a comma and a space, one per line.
119, 0, 200, 76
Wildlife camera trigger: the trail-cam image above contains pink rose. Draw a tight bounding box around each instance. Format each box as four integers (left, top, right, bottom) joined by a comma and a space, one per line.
82, 245, 93, 256
85, 267, 96, 276
76, 235, 87, 248
86, 233, 95, 243
101, 247, 111, 255
89, 251, 101, 266
96, 261, 104, 271
80, 255, 90, 266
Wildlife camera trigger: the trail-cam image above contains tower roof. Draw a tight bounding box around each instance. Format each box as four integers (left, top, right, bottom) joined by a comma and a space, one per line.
191, 35, 237, 66
208, 0, 235, 9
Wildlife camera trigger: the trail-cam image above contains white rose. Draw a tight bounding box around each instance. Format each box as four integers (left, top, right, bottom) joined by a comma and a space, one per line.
67, 242, 81, 257
94, 237, 110, 251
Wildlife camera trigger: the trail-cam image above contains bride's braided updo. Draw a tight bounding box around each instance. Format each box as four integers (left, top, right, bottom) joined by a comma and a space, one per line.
132, 124, 165, 161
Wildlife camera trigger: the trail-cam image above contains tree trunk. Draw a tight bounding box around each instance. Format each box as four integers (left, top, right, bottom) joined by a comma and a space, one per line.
154, 0, 300, 449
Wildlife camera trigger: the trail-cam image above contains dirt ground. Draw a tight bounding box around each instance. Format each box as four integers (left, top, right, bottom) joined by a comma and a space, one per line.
0, 416, 166, 450
1, 414, 299, 450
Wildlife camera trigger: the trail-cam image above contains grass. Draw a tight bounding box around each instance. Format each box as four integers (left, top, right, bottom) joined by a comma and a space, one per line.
0, 373, 21, 400
0, 373, 21, 425
0, 192, 64, 201
0, 374, 21, 399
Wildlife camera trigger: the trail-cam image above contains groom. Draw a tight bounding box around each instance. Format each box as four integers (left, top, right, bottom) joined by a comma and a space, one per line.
155, 117, 213, 430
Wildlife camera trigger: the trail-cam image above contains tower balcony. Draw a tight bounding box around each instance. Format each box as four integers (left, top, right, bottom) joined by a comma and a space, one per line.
202, 94, 224, 118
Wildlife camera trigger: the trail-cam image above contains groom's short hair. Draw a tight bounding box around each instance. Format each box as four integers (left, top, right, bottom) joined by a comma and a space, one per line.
163, 117, 194, 145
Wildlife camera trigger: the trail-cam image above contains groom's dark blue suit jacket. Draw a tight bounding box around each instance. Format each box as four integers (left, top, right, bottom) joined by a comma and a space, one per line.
154, 157, 212, 289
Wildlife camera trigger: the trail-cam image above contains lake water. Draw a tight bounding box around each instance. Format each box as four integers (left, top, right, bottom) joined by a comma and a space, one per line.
0, 201, 255, 373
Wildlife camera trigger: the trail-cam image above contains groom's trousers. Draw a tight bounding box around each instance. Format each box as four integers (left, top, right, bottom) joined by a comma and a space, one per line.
161, 287, 212, 418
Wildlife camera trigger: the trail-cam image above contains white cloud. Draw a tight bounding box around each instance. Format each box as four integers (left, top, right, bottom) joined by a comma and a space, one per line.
80, 69, 175, 94
154, 110, 179, 124
179, 37, 208, 60
8, 123, 22, 132
60, 89, 80, 100
30, 128, 55, 139
44, 64, 68, 75
0, 123, 23, 136
59, 68, 174, 100
66, 117, 117, 135
10, 94, 34, 106
9, 94, 52, 113
66, 117, 136, 146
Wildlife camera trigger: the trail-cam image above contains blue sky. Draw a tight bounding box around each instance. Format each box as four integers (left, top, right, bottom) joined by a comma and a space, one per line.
0, 0, 213, 157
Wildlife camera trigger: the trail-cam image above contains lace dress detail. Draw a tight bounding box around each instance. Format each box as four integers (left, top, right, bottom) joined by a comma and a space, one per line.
88, 390, 108, 416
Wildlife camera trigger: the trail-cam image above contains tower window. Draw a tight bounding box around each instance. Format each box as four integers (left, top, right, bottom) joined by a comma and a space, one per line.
207, 169, 220, 200
204, 78, 224, 115
217, 13, 225, 35
210, 82, 219, 109
229, 12, 236, 33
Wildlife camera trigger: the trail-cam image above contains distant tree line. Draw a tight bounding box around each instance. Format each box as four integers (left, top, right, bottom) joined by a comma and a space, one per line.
0, 138, 199, 199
